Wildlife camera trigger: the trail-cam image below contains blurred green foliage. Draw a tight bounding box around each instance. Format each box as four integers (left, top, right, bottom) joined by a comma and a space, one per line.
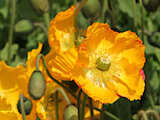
0, 0, 160, 120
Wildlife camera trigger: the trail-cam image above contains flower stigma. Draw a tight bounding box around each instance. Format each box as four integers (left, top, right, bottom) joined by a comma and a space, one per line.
96, 56, 111, 71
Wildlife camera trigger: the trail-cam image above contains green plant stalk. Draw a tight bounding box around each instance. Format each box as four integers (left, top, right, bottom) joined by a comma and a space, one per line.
34, 22, 48, 37
7, 0, 16, 64
56, 88, 71, 105
139, 0, 144, 41
74, 0, 88, 46
137, 110, 148, 120
146, 109, 160, 120
36, 54, 77, 99
81, 94, 87, 120
55, 91, 59, 120
107, 0, 116, 28
100, 104, 105, 120
94, 107, 120, 120
132, 0, 137, 33
101, 0, 108, 23
43, 12, 50, 30
89, 97, 94, 117
20, 95, 27, 120
77, 89, 82, 120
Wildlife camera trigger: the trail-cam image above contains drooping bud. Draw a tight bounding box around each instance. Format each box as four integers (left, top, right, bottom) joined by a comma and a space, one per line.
64, 105, 78, 120
29, 0, 49, 14
17, 95, 32, 115
81, 0, 101, 20
28, 70, 46, 100
96, 56, 111, 71
143, 0, 159, 12
14, 20, 34, 34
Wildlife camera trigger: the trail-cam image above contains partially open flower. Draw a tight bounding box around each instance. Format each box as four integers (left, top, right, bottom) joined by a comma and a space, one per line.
72, 23, 146, 103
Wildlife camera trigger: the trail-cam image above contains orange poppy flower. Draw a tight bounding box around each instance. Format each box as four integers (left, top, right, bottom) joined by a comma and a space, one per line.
72, 23, 146, 103
46, 5, 78, 81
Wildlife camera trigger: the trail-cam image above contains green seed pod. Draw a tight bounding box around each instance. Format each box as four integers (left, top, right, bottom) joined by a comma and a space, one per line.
82, 0, 101, 19
17, 95, 32, 115
64, 105, 78, 120
14, 20, 34, 34
29, 0, 49, 14
28, 70, 46, 100
143, 0, 159, 12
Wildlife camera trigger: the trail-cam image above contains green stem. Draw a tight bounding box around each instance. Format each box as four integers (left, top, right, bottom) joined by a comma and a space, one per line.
146, 109, 160, 120
132, 0, 137, 33
20, 95, 27, 120
43, 12, 50, 30
55, 91, 59, 120
7, 0, 16, 64
101, 0, 108, 23
36, 54, 77, 99
74, 0, 88, 46
56, 88, 71, 105
93, 107, 120, 120
34, 22, 48, 37
137, 110, 148, 120
100, 104, 105, 120
78, 89, 82, 120
89, 98, 94, 118
81, 94, 87, 120
107, 0, 116, 28
139, 0, 144, 41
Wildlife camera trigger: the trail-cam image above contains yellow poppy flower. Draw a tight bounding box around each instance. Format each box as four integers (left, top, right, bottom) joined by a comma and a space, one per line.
72, 23, 145, 104
0, 43, 46, 119
46, 5, 78, 81
0, 42, 101, 119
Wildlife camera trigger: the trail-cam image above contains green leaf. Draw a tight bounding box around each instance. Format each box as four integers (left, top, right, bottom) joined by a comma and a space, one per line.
0, 43, 19, 61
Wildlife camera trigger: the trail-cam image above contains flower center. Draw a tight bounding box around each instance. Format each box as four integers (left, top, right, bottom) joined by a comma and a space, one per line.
96, 56, 111, 71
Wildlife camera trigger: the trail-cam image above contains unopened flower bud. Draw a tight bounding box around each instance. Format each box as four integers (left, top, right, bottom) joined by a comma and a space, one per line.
82, 0, 101, 19
64, 105, 78, 120
14, 20, 34, 34
17, 95, 32, 115
29, 0, 49, 14
143, 0, 159, 12
28, 70, 46, 100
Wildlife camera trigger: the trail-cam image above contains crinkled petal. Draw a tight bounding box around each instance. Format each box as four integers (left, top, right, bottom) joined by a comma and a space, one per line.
48, 5, 76, 54
72, 65, 119, 103
47, 47, 78, 80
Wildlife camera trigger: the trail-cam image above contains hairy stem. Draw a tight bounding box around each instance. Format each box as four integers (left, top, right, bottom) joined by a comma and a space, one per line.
7, 0, 16, 64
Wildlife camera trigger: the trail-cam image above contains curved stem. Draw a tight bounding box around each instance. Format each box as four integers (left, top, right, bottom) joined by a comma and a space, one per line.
137, 110, 148, 120
139, 0, 144, 41
74, 0, 88, 47
132, 0, 137, 33
93, 107, 120, 120
36, 54, 77, 99
56, 87, 71, 105
78, 89, 82, 120
43, 12, 50, 30
7, 0, 16, 64
55, 91, 59, 120
34, 22, 48, 37
20, 95, 27, 120
146, 109, 160, 120
81, 94, 87, 120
